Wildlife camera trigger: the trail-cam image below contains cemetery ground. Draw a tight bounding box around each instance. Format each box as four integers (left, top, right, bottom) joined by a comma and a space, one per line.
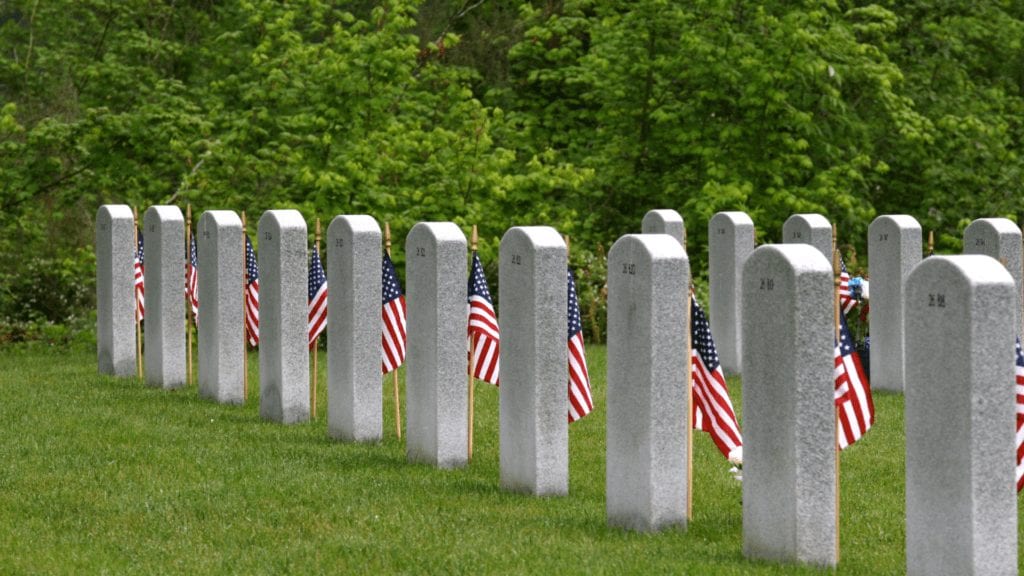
1, 345, 1020, 575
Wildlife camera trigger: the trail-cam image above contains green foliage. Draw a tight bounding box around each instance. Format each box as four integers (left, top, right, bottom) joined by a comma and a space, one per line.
2, 0, 1024, 336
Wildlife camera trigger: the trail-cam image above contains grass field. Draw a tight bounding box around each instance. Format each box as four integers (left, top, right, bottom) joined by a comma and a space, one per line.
0, 344, 1019, 574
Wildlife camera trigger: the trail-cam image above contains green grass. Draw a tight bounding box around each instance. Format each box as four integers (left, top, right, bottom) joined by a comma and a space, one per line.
0, 345, 1019, 574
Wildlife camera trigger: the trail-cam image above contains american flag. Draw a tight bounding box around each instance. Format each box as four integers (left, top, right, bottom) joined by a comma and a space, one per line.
690, 296, 743, 461
838, 257, 857, 314
1015, 338, 1024, 492
834, 311, 874, 449
467, 252, 500, 386
134, 232, 145, 321
244, 235, 260, 346
381, 253, 407, 374
307, 245, 327, 346
186, 235, 199, 321
567, 267, 594, 423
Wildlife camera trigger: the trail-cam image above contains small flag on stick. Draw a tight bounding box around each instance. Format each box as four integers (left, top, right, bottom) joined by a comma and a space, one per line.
1015, 338, 1024, 492
468, 252, 500, 385
244, 235, 260, 346
567, 267, 594, 423
186, 235, 199, 321
381, 253, 407, 374
307, 245, 327, 346
134, 233, 145, 321
690, 296, 743, 461
838, 257, 857, 314
834, 312, 874, 449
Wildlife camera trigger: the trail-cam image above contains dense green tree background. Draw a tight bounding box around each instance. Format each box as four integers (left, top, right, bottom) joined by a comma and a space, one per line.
2, 0, 1022, 342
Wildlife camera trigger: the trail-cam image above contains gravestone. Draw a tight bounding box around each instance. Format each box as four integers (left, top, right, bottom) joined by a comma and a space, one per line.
963, 218, 1022, 335
867, 215, 921, 393
197, 210, 244, 404
904, 255, 1017, 576
499, 226, 568, 495
606, 234, 689, 531
641, 209, 685, 245
742, 244, 836, 567
709, 211, 755, 375
143, 205, 186, 389
326, 215, 382, 442
257, 210, 310, 424
96, 204, 137, 377
782, 213, 832, 259
405, 222, 468, 468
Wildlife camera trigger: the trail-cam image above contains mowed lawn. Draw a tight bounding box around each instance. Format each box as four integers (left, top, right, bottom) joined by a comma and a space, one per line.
0, 345, 1019, 574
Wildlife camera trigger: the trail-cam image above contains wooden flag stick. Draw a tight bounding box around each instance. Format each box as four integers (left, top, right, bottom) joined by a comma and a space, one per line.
467, 225, 478, 461
312, 217, 321, 420
242, 211, 249, 402
134, 206, 143, 380
927, 230, 935, 257
683, 225, 692, 519
686, 284, 694, 520
832, 222, 841, 564
186, 203, 194, 387
386, 222, 402, 440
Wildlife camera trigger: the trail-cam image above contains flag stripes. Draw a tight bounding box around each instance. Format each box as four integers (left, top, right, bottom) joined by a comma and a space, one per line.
381, 253, 407, 374
1015, 338, 1024, 492
244, 235, 260, 346
186, 235, 199, 320
690, 296, 743, 461
567, 267, 594, 423
838, 257, 857, 314
468, 252, 500, 386
834, 312, 874, 449
134, 233, 145, 321
307, 245, 327, 346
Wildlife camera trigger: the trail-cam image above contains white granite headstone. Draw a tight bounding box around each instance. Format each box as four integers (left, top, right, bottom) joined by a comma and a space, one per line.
197, 210, 244, 404
641, 209, 685, 245
405, 222, 468, 468
742, 244, 836, 567
257, 210, 310, 424
327, 215, 382, 442
606, 233, 689, 531
143, 205, 186, 389
904, 255, 1017, 576
963, 217, 1022, 336
499, 226, 568, 495
96, 204, 137, 377
709, 211, 755, 375
782, 213, 832, 260
867, 215, 921, 392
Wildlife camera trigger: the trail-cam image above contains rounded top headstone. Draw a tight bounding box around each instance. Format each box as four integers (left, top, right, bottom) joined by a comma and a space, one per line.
199, 210, 241, 229
328, 215, 380, 237
870, 214, 921, 231
258, 209, 306, 233
97, 204, 133, 221
908, 254, 1014, 294
641, 210, 685, 246
964, 217, 1021, 238
501, 226, 565, 250
710, 211, 754, 226
145, 205, 184, 224
785, 213, 830, 229
745, 243, 832, 277
408, 221, 467, 245
609, 234, 687, 264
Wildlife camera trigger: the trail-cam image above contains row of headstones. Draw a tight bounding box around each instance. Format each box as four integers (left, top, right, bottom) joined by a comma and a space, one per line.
98, 205, 573, 492
98, 205, 1017, 572
640, 210, 1019, 573
700, 211, 1023, 385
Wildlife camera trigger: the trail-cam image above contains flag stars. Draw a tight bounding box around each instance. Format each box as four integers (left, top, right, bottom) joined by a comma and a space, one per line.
382, 254, 403, 303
